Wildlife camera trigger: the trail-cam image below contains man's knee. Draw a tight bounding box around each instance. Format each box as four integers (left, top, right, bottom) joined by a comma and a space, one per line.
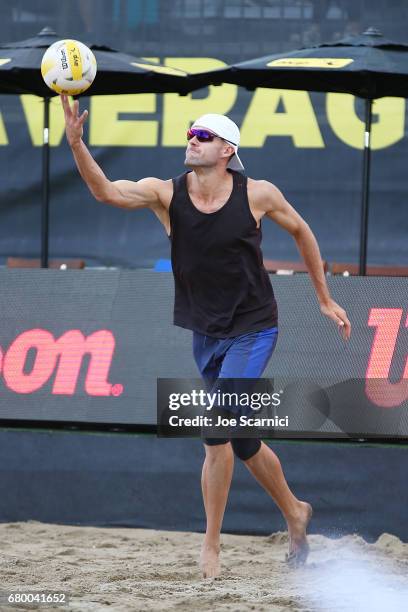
231, 438, 261, 461
203, 439, 232, 460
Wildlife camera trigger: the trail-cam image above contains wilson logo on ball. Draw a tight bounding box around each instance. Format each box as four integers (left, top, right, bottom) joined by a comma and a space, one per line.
41, 39, 97, 95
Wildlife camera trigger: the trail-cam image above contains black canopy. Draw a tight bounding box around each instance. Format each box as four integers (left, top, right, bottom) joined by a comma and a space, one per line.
192, 28, 408, 274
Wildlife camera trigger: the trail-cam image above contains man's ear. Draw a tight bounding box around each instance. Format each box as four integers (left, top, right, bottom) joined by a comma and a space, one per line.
222, 143, 235, 159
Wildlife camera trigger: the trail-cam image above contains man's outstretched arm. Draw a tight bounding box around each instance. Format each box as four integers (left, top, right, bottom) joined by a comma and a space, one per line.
60, 95, 164, 210
252, 180, 351, 340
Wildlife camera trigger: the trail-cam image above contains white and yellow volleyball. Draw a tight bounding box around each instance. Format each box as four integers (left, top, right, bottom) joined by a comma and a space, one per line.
41, 39, 97, 95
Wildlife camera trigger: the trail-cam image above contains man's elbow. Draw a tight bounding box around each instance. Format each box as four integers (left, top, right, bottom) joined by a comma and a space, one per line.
95, 183, 121, 206
94, 190, 107, 203
292, 219, 311, 241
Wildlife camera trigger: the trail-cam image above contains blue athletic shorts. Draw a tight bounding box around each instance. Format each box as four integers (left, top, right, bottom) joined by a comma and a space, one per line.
193, 326, 279, 447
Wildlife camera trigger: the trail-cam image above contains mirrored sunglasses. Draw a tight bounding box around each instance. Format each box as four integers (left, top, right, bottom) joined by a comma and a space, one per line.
187, 128, 217, 142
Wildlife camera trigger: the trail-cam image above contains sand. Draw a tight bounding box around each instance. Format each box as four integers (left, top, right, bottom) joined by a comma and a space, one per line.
0, 522, 407, 612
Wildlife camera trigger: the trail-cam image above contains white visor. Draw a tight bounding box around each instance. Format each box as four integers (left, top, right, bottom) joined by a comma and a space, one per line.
192, 113, 245, 172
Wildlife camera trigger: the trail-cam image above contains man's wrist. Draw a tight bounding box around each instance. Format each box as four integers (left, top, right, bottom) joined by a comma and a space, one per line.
70, 139, 82, 151
319, 297, 332, 307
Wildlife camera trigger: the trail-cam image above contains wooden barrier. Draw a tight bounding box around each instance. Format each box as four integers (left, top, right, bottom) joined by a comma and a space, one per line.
263, 259, 328, 274
330, 263, 408, 277
7, 258, 85, 269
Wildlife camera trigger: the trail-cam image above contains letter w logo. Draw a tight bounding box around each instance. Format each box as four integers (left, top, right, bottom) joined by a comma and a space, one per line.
366, 309, 408, 408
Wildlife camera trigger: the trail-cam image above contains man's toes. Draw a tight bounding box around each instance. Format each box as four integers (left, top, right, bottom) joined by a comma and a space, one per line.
285, 540, 310, 568
202, 563, 220, 579
285, 549, 298, 567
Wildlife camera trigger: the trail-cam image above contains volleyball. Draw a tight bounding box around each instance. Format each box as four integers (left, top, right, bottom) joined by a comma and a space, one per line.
41, 39, 97, 95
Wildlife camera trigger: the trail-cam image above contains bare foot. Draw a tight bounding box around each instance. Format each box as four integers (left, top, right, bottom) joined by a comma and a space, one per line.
200, 544, 221, 578
286, 501, 313, 568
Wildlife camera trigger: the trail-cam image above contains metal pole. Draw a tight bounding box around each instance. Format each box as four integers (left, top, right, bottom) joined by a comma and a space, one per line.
41, 97, 50, 268
359, 98, 372, 276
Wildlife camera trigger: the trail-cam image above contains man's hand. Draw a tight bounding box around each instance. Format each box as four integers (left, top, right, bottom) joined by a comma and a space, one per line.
320, 299, 351, 340
60, 94, 88, 148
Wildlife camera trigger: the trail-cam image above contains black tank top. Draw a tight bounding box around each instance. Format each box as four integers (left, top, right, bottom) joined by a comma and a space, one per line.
169, 169, 278, 338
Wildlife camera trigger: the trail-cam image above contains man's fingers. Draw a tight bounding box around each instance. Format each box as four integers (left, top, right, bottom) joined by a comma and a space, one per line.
337, 315, 351, 340
344, 320, 351, 339
60, 94, 71, 116
340, 324, 350, 340
321, 302, 351, 340
79, 109, 88, 124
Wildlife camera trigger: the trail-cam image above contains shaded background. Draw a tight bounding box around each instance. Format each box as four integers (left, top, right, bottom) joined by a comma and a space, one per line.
0, 0, 407, 268
1, 431, 407, 540
0, 3, 407, 543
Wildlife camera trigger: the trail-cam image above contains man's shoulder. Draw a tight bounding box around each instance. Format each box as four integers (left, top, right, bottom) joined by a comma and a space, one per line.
247, 176, 278, 190
137, 176, 174, 210
158, 178, 174, 210
247, 177, 282, 208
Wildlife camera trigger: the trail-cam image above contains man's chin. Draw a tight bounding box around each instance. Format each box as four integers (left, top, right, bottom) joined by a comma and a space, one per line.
184, 157, 213, 169
184, 157, 199, 168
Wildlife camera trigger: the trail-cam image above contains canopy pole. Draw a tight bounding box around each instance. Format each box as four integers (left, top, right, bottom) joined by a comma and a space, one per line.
359, 98, 372, 276
41, 96, 50, 268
